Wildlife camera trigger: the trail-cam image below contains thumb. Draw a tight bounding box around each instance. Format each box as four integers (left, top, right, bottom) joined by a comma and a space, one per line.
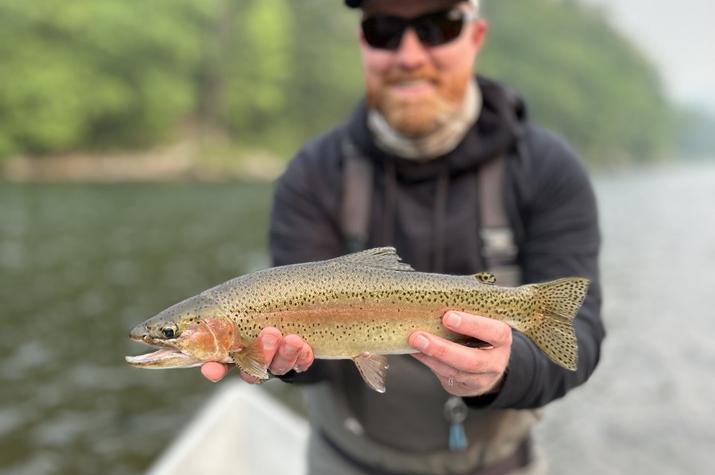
201, 362, 230, 382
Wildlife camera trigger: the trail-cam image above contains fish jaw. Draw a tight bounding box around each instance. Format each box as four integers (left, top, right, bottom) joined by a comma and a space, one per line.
124, 326, 236, 369
126, 330, 203, 368
126, 292, 245, 370
125, 349, 203, 369
126, 315, 242, 370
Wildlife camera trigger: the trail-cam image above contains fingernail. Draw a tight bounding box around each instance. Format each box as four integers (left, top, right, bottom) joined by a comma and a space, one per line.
201, 365, 221, 383
445, 312, 461, 328
294, 349, 309, 372
413, 334, 429, 351
263, 335, 278, 351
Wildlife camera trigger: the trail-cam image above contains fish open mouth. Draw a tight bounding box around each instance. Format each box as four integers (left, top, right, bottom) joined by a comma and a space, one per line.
125, 348, 202, 369
126, 328, 202, 369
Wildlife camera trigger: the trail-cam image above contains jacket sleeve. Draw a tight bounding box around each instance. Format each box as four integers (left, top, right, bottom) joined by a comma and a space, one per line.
270, 142, 345, 266
269, 139, 346, 384
468, 128, 605, 409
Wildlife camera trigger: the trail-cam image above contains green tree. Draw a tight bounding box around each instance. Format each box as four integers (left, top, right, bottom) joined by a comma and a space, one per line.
220, 0, 295, 147
285, 2, 363, 142
479, 0, 673, 163
0, 0, 677, 167
0, 0, 213, 156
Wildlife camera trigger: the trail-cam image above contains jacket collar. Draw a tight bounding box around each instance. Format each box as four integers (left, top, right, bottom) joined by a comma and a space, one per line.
347, 76, 525, 183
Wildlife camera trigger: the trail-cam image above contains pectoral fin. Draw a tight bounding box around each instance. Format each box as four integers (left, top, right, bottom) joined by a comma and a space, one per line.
353, 353, 389, 393
230, 343, 269, 381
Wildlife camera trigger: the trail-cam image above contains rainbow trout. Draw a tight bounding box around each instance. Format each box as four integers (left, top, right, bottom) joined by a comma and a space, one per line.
126, 247, 588, 392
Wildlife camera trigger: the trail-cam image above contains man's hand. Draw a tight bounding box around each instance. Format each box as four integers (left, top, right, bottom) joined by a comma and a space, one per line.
409, 311, 512, 397
200, 327, 314, 383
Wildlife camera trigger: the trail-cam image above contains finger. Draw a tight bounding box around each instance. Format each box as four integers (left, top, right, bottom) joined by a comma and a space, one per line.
201, 362, 230, 382
443, 311, 512, 348
412, 353, 502, 387
294, 342, 314, 373
268, 334, 304, 375
434, 372, 498, 397
409, 331, 501, 373
239, 372, 262, 384
411, 353, 458, 380
235, 328, 281, 383
411, 355, 502, 396
258, 327, 283, 365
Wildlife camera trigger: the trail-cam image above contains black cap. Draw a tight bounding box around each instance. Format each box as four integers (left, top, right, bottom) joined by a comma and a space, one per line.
345, 0, 473, 8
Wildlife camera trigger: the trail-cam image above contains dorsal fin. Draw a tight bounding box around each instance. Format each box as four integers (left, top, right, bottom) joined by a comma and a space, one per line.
334, 247, 414, 272
475, 272, 497, 285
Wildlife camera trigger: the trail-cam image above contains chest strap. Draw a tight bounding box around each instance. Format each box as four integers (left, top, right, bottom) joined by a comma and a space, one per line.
477, 152, 522, 286
340, 138, 374, 253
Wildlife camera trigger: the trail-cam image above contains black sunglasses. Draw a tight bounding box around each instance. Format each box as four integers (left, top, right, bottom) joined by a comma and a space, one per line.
361, 7, 475, 51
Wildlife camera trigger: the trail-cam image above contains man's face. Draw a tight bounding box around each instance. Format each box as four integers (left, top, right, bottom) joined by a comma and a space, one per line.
359, 0, 487, 137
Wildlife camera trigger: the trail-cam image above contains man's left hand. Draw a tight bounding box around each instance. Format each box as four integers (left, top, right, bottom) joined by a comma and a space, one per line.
409, 311, 512, 397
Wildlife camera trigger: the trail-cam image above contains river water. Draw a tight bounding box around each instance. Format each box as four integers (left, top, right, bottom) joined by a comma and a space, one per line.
1, 162, 713, 474
535, 161, 715, 474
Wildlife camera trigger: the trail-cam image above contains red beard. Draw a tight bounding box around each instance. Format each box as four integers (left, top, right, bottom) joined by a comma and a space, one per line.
366, 66, 471, 137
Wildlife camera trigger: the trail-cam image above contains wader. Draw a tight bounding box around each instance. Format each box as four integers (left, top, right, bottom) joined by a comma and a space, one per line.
304, 138, 546, 475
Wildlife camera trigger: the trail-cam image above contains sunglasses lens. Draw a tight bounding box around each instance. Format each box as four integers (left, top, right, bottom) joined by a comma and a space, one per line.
361, 16, 406, 50
415, 10, 465, 47
361, 9, 467, 50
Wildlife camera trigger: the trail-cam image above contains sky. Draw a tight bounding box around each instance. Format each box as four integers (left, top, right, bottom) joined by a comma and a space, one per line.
582, 0, 715, 110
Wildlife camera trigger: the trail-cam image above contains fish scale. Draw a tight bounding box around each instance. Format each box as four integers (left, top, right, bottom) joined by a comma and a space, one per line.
208, 263, 533, 350
127, 247, 589, 392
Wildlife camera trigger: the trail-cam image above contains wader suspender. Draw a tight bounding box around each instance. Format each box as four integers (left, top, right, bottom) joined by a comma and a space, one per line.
477, 152, 522, 286
341, 138, 374, 254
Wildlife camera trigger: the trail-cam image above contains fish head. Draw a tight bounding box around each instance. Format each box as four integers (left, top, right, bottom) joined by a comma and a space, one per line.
126, 294, 240, 369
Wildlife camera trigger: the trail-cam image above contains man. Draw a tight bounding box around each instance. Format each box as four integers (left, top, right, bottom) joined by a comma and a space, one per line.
202, 0, 604, 473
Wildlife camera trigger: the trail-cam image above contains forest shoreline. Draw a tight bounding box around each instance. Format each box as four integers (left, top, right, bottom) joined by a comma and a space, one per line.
1, 140, 285, 184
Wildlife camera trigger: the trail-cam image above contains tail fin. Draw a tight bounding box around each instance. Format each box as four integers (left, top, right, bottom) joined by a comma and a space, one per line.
521, 277, 590, 371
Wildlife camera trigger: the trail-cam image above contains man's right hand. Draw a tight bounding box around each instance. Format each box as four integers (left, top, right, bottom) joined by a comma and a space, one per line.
200, 327, 314, 383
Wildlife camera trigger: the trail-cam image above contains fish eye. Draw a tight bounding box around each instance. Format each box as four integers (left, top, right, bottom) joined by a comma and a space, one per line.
161, 326, 178, 339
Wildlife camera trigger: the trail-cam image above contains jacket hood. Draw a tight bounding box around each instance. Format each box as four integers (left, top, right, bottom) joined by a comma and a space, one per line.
346, 76, 528, 183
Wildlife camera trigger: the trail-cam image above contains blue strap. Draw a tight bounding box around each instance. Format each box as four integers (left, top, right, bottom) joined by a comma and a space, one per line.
449, 423, 468, 451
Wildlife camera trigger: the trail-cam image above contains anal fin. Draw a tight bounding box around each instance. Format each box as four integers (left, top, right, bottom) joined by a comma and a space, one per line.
353, 353, 389, 393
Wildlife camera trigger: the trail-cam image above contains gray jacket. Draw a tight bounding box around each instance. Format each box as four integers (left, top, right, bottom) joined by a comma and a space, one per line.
269, 76, 604, 473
